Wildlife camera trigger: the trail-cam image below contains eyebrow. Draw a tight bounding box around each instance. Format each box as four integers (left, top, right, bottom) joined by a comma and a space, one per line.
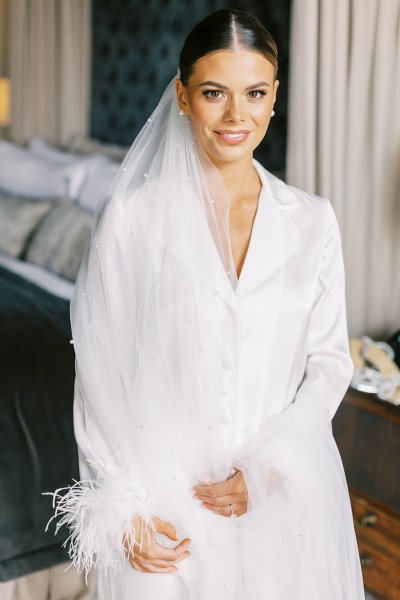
198, 80, 271, 90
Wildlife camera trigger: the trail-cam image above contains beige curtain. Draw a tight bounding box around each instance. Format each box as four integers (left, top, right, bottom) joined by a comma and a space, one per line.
287, 0, 400, 338
9, 0, 91, 146
0, 0, 8, 75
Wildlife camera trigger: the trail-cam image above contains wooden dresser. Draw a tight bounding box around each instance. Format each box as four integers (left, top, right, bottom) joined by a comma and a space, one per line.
333, 389, 400, 599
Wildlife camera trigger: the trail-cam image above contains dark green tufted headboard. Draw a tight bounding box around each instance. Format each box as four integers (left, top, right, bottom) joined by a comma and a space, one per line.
91, 0, 291, 172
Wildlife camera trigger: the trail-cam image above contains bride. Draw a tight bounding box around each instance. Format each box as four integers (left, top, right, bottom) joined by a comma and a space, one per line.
51, 9, 364, 599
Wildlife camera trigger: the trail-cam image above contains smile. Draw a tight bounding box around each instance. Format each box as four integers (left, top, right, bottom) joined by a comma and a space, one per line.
214, 130, 251, 145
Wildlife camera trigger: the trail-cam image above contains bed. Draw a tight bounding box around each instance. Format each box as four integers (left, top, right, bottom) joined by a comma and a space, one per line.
0, 137, 125, 582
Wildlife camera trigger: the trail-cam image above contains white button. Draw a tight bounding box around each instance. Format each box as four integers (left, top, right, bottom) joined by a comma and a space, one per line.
222, 361, 232, 370
220, 417, 232, 426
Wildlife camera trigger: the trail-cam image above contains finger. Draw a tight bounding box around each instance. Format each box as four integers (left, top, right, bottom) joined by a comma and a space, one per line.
134, 552, 180, 573
194, 493, 242, 507
201, 501, 247, 516
139, 556, 178, 568
134, 558, 178, 574
139, 539, 191, 562
152, 517, 178, 541
172, 538, 191, 554
193, 480, 234, 498
141, 546, 190, 566
129, 557, 146, 572
193, 472, 245, 498
155, 538, 191, 561
140, 551, 190, 568
139, 554, 187, 568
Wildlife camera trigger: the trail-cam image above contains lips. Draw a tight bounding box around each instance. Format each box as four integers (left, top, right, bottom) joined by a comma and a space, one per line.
214, 130, 251, 145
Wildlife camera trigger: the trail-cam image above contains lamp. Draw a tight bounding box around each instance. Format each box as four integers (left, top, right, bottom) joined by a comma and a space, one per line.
0, 78, 11, 127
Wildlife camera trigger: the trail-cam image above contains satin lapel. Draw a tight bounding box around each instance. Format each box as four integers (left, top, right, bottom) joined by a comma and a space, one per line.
152, 193, 239, 311
152, 163, 301, 309
236, 163, 301, 294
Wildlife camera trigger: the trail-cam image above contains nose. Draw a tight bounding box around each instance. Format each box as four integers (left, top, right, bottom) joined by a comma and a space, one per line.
224, 95, 245, 122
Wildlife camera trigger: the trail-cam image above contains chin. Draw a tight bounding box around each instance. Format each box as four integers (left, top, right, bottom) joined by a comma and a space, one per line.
208, 145, 254, 165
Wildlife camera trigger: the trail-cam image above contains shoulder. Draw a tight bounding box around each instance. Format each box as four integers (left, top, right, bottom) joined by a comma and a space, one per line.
255, 160, 336, 233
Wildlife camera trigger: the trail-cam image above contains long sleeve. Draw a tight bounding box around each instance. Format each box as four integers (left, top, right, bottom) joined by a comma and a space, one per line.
233, 201, 363, 598
291, 200, 354, 419
47, 197, 155, 575
235, 200, 353, 475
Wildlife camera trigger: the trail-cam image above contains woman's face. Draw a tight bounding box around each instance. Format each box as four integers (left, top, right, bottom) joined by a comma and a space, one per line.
176, 49, 279, 167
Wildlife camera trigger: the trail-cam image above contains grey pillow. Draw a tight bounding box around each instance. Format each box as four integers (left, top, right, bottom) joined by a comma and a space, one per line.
26, 200, 92, 281
0, 192, 53, 257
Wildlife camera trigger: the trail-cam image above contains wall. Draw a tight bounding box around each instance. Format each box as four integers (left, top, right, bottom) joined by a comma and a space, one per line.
90, 0, 291, 172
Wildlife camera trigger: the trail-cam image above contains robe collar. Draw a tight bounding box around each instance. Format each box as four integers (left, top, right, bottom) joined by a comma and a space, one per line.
235, 161, 301, 294
153, 160, 301, 310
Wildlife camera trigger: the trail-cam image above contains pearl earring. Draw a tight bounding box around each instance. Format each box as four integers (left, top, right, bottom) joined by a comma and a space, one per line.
271, 110, 275, 117
179, 109, 184, 116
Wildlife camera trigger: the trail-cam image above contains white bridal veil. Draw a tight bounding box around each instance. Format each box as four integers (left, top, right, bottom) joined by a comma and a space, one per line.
48, 73, 364, 599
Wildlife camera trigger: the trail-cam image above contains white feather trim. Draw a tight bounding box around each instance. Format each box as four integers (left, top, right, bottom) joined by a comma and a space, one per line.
44, 459, 154, 575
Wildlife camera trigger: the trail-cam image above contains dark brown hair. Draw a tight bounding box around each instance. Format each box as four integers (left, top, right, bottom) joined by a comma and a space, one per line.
179, 9, 278, 86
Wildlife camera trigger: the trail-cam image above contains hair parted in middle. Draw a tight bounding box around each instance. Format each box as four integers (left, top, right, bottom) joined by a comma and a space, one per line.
179, 9, 278, 86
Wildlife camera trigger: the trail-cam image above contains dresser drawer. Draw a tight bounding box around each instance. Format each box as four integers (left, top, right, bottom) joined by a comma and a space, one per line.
333, 391, 400, 510
351, 494, 400, 561
357, 538, 400, 600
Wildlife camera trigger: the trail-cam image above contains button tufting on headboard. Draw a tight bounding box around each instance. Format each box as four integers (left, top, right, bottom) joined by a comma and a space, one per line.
91, 0, 291, 172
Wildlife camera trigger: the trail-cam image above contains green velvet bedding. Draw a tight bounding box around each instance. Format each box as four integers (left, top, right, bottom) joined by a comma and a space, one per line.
0, 266, 78, 581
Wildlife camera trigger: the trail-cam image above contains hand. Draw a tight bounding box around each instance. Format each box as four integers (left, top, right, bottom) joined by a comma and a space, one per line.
192, 468, 248, 517
123, 515, 191, 573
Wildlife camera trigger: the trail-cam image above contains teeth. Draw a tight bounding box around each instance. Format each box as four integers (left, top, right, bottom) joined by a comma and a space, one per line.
222, 133, 246, 138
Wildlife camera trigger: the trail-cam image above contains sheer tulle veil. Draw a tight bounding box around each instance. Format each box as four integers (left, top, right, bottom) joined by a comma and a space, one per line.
48, 71, 243, 566
47, 71, 364, 600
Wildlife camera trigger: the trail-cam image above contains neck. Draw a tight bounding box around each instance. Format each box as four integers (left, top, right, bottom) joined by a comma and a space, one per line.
208, 154, 261, 201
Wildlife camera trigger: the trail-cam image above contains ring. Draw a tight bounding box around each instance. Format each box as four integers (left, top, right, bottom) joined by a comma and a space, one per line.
229, 503, 238, 518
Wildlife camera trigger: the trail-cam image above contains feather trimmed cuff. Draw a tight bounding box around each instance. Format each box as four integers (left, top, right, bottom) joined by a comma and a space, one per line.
44, 461, 154, 575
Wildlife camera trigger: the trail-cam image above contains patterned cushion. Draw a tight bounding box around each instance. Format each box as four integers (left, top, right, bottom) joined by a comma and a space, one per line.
0, 192, 54, 257
67, 134, 128, 163
26, 201, 92, 281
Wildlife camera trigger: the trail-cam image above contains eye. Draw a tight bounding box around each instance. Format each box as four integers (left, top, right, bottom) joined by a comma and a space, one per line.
202, 89, 224, 100
248, 90, 267, 100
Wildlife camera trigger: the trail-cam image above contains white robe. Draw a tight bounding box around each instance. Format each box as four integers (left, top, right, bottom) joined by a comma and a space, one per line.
68, 162, 364, 599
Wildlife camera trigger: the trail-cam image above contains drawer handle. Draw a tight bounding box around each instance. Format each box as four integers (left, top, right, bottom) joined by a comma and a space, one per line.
360, 553, 374, 568
359, 512, 377, 527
